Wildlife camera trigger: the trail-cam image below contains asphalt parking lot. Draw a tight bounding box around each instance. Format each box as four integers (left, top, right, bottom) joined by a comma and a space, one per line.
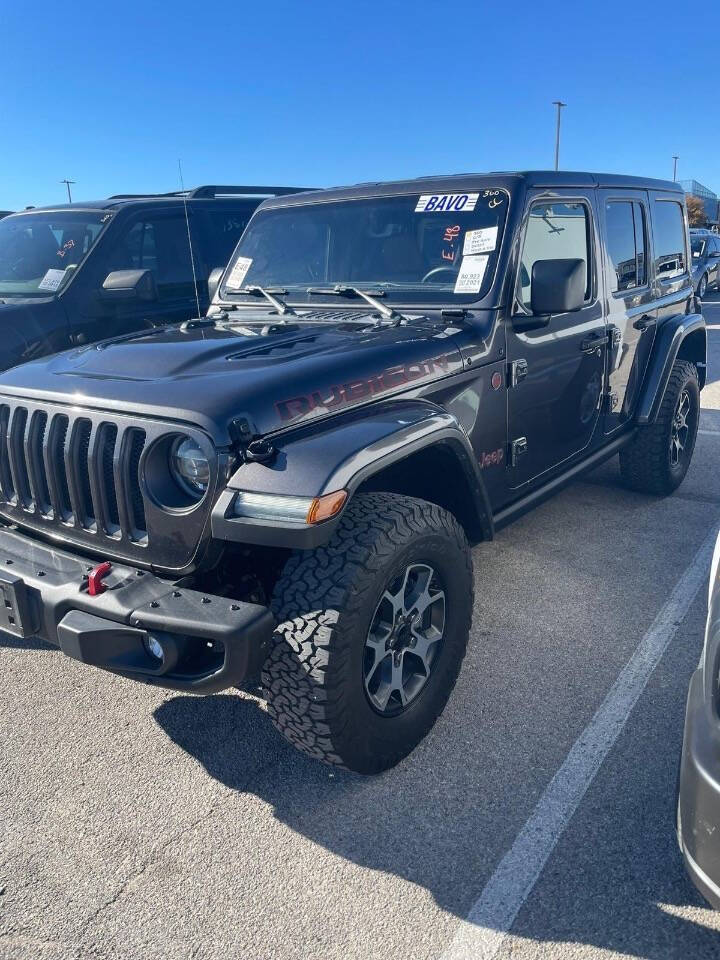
2, 302, 720, 960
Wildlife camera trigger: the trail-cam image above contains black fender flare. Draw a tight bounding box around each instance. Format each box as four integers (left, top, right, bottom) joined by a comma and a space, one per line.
212, 399, 494, 549
635, 313, 706, 425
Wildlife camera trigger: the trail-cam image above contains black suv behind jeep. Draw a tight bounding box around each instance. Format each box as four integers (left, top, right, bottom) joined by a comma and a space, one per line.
0, 185, 307, 370
0, 171, 705, 774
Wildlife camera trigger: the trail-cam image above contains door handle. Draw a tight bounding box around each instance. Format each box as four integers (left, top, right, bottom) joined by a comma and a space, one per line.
633, 315, 656, 332
580, 335, 606, 353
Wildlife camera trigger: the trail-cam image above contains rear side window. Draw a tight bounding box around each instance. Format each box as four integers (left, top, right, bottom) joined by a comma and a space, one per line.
202, 208, 255, 269
654, 201, 687, 280
519, 201, 590, 309
605, 201, 647, 292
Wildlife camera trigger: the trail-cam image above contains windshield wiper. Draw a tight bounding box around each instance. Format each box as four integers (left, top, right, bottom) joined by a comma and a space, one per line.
306, 284, 397, 320
236, 285, 296, 316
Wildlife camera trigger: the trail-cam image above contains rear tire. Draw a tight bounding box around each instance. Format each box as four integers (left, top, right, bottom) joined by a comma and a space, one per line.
262, 492, 473, 773
619, 359, 699, 495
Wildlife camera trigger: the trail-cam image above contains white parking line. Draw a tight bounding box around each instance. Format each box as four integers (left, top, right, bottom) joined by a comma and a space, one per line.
699, 429, 720, 437
440, 526, 718, 960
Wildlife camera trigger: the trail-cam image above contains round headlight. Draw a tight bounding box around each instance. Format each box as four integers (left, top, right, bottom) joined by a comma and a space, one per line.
170, 436, 210, 498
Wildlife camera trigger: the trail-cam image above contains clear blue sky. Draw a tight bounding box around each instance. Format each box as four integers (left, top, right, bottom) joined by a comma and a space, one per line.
1, 0, 717, 210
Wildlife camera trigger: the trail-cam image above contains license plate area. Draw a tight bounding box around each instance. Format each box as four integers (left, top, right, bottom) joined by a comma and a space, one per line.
0, 570, 36, 638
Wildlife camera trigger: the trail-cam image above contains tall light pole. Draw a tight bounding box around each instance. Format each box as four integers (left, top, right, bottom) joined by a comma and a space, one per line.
60, 179, 75, 203
552, 101, 566, 171
672, 156, 679, 181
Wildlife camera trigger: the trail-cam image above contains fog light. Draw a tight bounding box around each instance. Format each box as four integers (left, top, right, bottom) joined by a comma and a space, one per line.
144, 633, 164, 661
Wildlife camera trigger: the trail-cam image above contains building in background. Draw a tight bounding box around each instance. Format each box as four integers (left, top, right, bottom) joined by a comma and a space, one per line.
679, 179, 719, 226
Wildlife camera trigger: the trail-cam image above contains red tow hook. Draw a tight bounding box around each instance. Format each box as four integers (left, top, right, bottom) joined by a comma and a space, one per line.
87, 561, 112, 596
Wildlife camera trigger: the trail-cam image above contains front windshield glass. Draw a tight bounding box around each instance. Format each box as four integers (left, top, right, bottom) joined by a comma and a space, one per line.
221, 190, 509, 304
0, 210, 111, 297
691, 238, 707, 258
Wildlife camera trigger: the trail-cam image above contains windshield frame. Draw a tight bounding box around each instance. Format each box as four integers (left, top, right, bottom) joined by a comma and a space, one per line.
218, 188, 511, 310
0, 207, 115, 299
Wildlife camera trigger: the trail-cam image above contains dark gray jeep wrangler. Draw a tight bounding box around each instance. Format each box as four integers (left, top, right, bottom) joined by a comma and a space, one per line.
0, 172, 705, 773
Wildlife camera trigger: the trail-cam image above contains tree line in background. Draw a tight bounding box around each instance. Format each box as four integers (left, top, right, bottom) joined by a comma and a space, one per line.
687, 195, 709, 228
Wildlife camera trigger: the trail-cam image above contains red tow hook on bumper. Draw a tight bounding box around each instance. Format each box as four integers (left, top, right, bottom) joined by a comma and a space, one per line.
87, 561, 112, 596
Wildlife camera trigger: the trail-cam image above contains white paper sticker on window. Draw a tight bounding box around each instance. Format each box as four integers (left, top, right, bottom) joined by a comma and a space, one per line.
463, 226, 498, 256
226, 257, 253, 289
37, 269, 67, 292
415, 193, 479, 213
454, 255, 489, 295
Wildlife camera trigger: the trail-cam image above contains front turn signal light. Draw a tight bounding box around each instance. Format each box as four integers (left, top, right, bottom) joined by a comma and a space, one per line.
306, 490, 348, 524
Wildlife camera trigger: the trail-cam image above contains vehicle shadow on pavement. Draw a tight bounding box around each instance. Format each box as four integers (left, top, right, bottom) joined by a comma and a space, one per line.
154, 692, 717, 959
0, 631, 54, 650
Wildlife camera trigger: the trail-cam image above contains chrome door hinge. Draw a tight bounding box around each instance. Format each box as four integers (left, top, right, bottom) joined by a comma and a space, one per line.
509, 359, 528, 388
509, 436, 528, 466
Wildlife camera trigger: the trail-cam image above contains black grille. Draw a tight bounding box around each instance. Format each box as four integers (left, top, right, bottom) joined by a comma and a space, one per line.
0, 402, 147, 545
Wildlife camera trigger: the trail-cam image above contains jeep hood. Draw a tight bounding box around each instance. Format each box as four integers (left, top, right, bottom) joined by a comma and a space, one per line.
0, 311, 464, 444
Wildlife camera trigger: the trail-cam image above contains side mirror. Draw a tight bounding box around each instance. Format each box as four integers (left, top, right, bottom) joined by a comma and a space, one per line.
530, 258, 586, 316
101, 269, 157, 302
207, 266, 224, 303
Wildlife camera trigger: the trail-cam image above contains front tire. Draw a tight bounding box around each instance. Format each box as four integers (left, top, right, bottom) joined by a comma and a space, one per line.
698, 273, 708, 298
262, 493, 473, 774
619, 359, 699, 495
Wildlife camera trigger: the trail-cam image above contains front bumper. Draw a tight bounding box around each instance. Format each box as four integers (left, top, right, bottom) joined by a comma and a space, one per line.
0, 527, 274, 694
678, 666, 720, 908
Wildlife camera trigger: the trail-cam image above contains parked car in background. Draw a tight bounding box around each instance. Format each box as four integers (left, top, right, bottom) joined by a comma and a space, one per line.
690, 228, 720, 297
0, 185, 308, 370
678, 527, 720, 907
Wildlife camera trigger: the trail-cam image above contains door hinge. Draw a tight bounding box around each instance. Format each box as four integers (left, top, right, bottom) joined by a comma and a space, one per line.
602, 392, 619, 413
509, 436, 528, 466
509, 359, 528, 388
610, 326, 622, 348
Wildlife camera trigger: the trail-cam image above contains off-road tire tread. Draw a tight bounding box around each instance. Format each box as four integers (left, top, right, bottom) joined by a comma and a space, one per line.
261, 492, 472, 771
619, 359, 698, 495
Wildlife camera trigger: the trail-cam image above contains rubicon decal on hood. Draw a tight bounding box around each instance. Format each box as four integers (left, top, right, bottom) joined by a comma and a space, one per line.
276, 353, 456, 423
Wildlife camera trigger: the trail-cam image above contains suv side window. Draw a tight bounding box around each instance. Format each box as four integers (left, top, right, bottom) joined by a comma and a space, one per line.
654, 200, 687, 280
201, 208, 254, 268
606, 200, 647, 292
102, 214, 197, 301
519, 201, 590, 309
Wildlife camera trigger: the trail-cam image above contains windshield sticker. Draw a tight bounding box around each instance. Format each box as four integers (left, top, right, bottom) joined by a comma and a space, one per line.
226, 256, 253, 289
463, 226, 498, 256
416, 193, 479, 213
454, 255, 488, 295
37, 268, 67, 292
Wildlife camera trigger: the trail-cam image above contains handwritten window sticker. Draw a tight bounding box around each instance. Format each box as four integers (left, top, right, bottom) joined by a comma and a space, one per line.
454, 255, 489, 295
416, 193, 479, 213
226, 256, 253, 289
38, 269, 67, 292
463, 226, 498, 256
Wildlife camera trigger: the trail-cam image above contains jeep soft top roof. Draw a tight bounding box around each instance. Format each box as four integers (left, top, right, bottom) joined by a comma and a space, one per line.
14, 185, 313, 216
259, 171, 682, 210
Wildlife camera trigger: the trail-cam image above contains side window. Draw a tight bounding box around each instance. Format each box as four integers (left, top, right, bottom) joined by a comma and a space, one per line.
102, 215, 197, 302
519, 201, 590, 309
202, 209, 253, 268
605, 200, 647, 292
654, 201, 687, 280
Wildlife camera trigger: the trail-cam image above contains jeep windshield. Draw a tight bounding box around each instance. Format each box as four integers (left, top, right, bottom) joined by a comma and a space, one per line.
0, 210, 111, 298
221, 191, 508, 305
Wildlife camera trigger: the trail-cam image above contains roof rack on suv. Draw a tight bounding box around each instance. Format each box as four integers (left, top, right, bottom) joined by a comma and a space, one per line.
107, 185, 311, 200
